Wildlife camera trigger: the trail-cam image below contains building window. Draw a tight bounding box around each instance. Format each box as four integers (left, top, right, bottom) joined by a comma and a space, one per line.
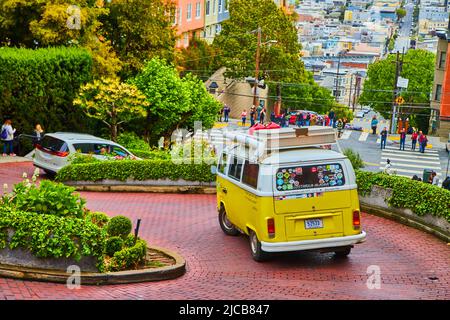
439, 51, 446, 69
435, 84, 442, 101
178, 7, 182, 25
213, 0, 216, 14
206, 0, 210, 16
184, 33, 189, 47
196, 2, 201, 18
187, 3, 192, 21
218, 0, 222, 13
215, 24, 222, 34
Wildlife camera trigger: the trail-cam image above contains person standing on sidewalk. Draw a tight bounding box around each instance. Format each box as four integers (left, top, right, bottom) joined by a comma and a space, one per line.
223, 105, 230, 123
371, 116, 378, 134
418, 131, 427, 153
336, 119, 344, 138
411, 130, 418, 151
1, 119, 16, 157
380, 127, 388, 149
399, 128, 406, 150
259, 108, 266, 124
256, 104, 262, 122
241, 109, 247, 126
328, 109, 335, 127
250, 106, 256, 127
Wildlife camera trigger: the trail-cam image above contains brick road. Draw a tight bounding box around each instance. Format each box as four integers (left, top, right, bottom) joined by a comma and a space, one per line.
0, 162, 449, 300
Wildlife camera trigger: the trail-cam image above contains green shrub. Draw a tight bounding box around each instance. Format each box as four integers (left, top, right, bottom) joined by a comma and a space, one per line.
3, 179, 86, 219
105, 236, 124, 257
355, 170, 450, 221
117, 132, 151, 152
69, 153, 101, 165
56, 159, 217, 183
0, 47, 93, 136
0, 208, 106, 270
85, 211, 110, 228
107, 238, 147, 271
128, 148, 172, 160
343, 148, 365, 170
107, 216, 132, 238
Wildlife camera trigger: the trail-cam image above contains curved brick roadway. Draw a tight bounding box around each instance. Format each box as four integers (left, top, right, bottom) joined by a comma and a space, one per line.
0, 162, 449, 300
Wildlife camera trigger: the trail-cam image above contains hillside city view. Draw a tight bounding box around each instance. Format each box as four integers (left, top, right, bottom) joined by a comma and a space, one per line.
0, 0, 448, 308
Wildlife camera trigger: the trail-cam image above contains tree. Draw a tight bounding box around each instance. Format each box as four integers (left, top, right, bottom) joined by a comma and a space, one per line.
100, 0, 177, 79
0, 0, 121, 78
74, 78, 149, 141
133, 58, 221, 145
396, 8, 407, 21
359, 49, 435, 131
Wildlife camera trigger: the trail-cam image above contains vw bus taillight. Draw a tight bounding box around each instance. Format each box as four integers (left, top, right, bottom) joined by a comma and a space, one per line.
353, 210, 361, 230
267, 218, 275, 238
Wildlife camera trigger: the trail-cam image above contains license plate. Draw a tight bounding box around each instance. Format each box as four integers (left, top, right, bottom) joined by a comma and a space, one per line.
305, 218, 323, 229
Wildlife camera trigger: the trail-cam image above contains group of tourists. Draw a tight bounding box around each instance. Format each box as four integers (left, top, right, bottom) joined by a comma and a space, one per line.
1, 119, 44, 156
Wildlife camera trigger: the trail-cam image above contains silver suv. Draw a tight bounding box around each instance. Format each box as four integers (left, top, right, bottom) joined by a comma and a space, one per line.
33, 132, 137, 174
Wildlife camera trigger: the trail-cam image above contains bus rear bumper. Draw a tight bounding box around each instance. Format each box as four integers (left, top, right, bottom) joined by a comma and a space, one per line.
261, 231, 367, 253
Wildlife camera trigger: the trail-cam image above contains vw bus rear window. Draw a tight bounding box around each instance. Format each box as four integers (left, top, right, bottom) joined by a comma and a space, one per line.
275, 164, 345, 191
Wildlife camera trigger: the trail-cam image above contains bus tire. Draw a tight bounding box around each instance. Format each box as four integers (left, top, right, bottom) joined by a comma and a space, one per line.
249, 230, 269, 262
218, 206, 239, 236
334, 247, 351, 258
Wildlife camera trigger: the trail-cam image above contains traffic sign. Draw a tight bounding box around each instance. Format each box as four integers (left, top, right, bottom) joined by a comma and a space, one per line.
395, 96, 405, 105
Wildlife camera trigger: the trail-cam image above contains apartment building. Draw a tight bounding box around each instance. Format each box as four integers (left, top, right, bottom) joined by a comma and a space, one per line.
175, 0, 205, 47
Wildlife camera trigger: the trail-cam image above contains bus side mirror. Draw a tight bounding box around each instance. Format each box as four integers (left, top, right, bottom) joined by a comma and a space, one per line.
211, 165, 218, 174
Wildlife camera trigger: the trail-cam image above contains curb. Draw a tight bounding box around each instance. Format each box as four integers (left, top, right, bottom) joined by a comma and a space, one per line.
0, 246, 186, 285
69, 184, 217, 194
361, 203, 450, 243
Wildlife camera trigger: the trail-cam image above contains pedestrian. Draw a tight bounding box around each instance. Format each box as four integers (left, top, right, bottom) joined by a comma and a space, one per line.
285, 112, 291, 127
411, 130, 418, 151
259, 108, 266, 124
32, 124, 44, 147
328, 109, 335, 127
223, 105, 230, 122
250, 106, 256, 127
305, 113, 311, 126
1, 119, 16, 157
442, 176, 450, 190
418, 131, 427, 153
371, 116, 378, 135
428, 171, 439, 186
399, 128, 406, 151
256, 104, 263, 122
380, 127, 388, 149
311, 114, 317, 126
333, 114, 338, 128
384, 159, 393, 175
218, 107, 223, 122
336, 118, 344, 138
241, 109, 247, 126
296, 111, 303, 127
270, 110, 276, 123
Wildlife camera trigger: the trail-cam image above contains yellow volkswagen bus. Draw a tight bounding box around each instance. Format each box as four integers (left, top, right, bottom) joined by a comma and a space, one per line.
215, 126, 366, 261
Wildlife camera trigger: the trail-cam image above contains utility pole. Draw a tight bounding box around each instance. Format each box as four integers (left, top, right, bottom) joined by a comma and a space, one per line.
352, 73, 360, 112
391, 51, 401, 134
348, 74, 353, 108
335, 54, 341, 102
253, 26, 262, 108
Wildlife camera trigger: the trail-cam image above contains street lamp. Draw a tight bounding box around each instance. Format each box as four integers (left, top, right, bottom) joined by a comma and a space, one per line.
251, 27, 277, 109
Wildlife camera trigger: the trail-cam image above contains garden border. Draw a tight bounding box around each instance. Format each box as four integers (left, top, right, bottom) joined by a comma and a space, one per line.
0, 246, 186, 285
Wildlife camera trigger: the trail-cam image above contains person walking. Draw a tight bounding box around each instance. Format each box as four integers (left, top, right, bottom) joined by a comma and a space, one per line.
418, 131, 427, 153
241, 109, 247, 126
380, 127, 388, 149
250, 106, 256, 127
336, 118, 344, 138
399, 128, 406, 151
32, 124, 44, 147
371, 116, 378, 135
1, 119, 16, 157
223, 105, 230, 123
411, 130, 418, 151
217, 107, 223, 122
328, 109, 335, 127
259, 108, 266, 124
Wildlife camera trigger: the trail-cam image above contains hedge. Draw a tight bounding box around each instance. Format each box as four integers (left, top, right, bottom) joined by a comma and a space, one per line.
0, 47, 93, 137
0, 207, 106, 269
56, 159, 216, 183
356, 170, 450, 222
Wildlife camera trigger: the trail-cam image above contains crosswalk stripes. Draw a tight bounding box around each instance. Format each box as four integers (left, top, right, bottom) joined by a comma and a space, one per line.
358, 132, 369, 141
380, 146, 443, 178
340, 130, 352, 140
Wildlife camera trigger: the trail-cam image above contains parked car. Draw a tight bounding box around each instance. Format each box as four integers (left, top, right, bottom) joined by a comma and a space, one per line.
288, 110, 324, 125
362, 107, 371, 114
33, 132, 138, 175
355, 110, 365, 118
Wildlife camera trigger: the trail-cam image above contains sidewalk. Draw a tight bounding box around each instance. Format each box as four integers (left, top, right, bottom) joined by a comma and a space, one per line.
0, 156, 31, 164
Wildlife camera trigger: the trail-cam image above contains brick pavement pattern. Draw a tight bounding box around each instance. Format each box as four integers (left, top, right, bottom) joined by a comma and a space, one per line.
0, 162, 449, 300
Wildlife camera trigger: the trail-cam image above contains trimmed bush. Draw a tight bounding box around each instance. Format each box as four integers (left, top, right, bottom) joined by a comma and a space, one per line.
107, 238, 147, 272
128, 148, 171, 160
86, 211, 110, 228
0, 47, 93, 136
356, 170, 450, 221
105, 236, 124, 257
0, 208, 106, 268
69, 153, 101, 165
56, 159, 216, 183
107, 216, 132, 238
343, 148, 365, 170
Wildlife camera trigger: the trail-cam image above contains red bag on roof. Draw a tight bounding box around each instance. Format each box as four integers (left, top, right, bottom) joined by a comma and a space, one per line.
249, 122, 280, 135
